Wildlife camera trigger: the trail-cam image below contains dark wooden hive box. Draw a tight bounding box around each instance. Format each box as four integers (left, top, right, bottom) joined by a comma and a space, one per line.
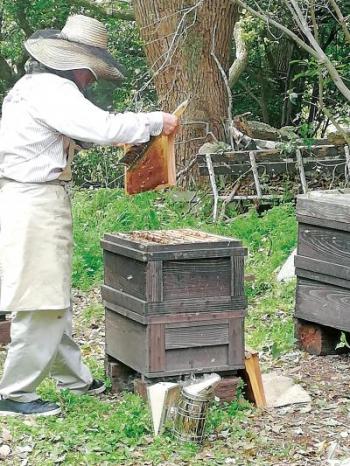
101, 229, 247, 316
295, 190, 350, 331
101, 229, 247, 377
105, 308, 245, 377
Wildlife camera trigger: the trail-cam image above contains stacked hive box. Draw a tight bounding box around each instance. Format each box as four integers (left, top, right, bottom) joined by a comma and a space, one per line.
101, 229, 247, 378
295, 190, 350, 353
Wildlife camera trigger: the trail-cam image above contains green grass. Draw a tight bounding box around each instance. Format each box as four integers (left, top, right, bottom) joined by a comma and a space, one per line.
1, 188, 299, 465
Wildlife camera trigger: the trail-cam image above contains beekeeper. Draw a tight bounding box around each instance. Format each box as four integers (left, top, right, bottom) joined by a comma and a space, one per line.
0, 14, 178, 417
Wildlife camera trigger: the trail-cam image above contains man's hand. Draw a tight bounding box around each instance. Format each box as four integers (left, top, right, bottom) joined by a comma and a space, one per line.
161, 112, 179, 136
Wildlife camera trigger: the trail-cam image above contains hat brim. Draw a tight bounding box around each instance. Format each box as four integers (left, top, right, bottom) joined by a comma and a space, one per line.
24, 29, 125, 82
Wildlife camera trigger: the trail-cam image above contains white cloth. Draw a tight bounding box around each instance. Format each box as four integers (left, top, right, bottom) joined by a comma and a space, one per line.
0, 308, 92, 402
0, 179, 72, 312
0, 73, 163, 183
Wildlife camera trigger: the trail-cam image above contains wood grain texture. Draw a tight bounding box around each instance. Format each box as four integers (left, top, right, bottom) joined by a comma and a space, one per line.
295, 277, 350, 331
146, 261, 163, 302
298, 223, 350, 268
104, 252, 147, 300
148, 323, 165, 372
231, 255, 245, 296
228, 317, 244, 366
296, 214, 350, 232
162, 258, 231, 300
199, 159, 345, 177
165, 321, 229, 349
295, 267, 350, 291
165, 345, 228, 372
105, 309, 147, 373
295, 255, 350, 282
297, 194, 350, 225
102, 284, 246, 315
104, 308, 245, 377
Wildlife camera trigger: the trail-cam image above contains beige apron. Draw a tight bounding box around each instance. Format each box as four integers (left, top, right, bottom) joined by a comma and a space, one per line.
0, 141, 78, 312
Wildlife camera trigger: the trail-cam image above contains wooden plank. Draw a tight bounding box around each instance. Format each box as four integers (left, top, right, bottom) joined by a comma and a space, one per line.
295, 255, 350, 282
295, 267, 350, 291
298, 223, 350, 269
101, 284, 146, 315
143, 362, 244, 378
165, 321, 229, 349
148, 295, 247, 314
146, 261, 163, 302
165, 345, 229, 372
104, 252, 147, 300
295, 277, 350, 331
104, 300, 147, 324
231, 255, 245, 297
148, 323, 165, 372
105, 309, 147, 373
228, 317, 244, 366
103, 283, 246, 315
103, 244, 247, 262
101, 239, 148, 262
297, 194, 350, 225
199, 159, 345, 176
197, 145, 345, 165
162, 258, 231, 300
147, 247, 247, 261
296, 214, 350, 233
243, 349, 266, 408
105, 229, 243, 251
148, 311, 245, 324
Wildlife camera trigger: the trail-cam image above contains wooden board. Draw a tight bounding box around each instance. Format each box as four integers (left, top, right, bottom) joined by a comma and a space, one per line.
295, 277, 350, 332
298, 223, 350, 270
296, 191, 350, 226
199, 158, 345, 177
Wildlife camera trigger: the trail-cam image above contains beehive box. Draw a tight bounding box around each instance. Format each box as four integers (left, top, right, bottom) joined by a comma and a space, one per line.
101, 229, 247, 316
295, 190, 350, 332
101, 229, 247, 377
105, 308, 245, 377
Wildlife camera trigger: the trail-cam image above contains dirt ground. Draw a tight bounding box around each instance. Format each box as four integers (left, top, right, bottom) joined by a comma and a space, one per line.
1, 289, 350, 465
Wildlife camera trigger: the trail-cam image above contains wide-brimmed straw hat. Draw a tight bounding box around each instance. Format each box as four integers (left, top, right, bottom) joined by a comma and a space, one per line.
24, 15, 125, 82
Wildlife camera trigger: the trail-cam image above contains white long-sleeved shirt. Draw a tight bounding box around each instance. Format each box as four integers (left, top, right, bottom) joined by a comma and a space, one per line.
0, 73, 163, 183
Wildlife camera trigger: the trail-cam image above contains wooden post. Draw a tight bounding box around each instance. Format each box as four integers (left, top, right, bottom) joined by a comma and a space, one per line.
242, 348, 266, 408
249, 151, 262, 198
205, 153, 219, 222
296, 149, 308, 194
345, 145, 350, 184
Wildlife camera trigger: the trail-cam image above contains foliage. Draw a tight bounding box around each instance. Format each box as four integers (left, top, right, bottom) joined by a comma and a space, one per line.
236, 0, 350, 135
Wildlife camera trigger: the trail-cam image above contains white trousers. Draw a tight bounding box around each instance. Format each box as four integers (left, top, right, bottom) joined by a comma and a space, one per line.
0, 178, 92, 402
0, 308, 92, 402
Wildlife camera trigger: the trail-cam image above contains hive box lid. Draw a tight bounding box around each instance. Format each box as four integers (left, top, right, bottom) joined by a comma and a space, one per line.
101, 229, 246, 261
297, 190, 350, 230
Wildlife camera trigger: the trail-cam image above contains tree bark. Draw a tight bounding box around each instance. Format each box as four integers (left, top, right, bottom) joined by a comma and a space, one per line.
133, 0, 239, 185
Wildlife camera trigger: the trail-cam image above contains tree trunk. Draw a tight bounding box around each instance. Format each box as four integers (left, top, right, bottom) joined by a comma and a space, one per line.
133, 0, 239, 185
